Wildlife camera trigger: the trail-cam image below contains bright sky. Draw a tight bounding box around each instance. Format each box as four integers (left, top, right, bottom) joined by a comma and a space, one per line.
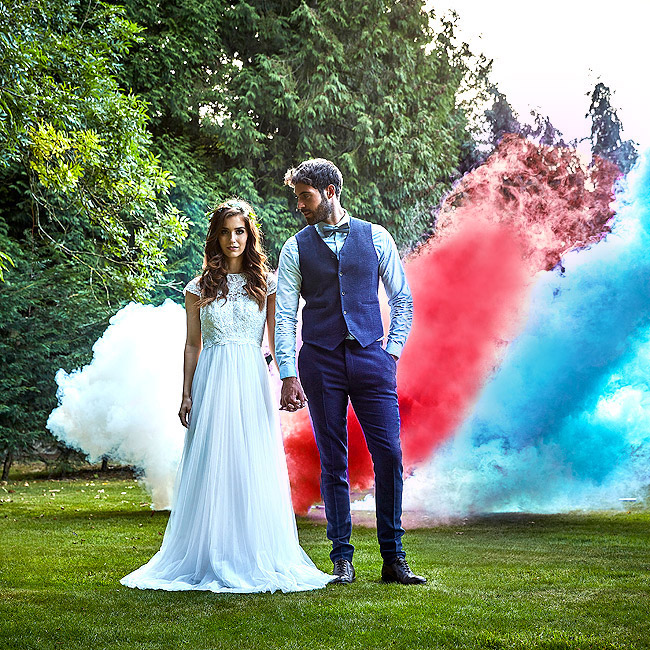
428, 0, 650, 151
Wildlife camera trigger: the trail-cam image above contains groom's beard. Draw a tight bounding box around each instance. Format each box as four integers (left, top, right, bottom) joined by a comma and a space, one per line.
304, 194, 333, 226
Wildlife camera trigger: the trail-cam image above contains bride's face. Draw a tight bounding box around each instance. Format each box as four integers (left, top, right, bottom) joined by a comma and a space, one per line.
219, 214, 249, 260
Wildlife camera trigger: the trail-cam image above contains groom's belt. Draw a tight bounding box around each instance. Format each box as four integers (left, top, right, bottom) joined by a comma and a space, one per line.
344, 336, 384, 348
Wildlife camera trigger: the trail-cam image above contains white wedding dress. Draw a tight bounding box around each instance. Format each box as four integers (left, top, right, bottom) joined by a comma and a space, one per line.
121, 273, 332, 593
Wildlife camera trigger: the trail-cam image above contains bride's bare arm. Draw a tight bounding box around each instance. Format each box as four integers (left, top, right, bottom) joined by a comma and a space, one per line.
179, 292, 202, 427
266, 292, 279, 372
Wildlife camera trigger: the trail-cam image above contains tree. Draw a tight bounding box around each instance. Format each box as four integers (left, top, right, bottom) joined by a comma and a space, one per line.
115, 0, 487, 288
0, 0, 188, 474
0, 0, 187, 299
522, 110, 566, 148
482, 86, 566, 152
483, 86, 523, 148
587, 82, 638, 174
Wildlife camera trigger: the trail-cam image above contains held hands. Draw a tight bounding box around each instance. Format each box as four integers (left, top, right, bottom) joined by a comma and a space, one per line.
179, 396, 192, 428
280, 377, 308, 412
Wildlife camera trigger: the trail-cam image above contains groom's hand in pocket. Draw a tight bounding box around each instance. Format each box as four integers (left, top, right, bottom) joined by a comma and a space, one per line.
280, 377, 308, 412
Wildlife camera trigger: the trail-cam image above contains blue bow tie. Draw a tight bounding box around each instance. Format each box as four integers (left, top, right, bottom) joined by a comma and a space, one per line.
321, 222, 350, 236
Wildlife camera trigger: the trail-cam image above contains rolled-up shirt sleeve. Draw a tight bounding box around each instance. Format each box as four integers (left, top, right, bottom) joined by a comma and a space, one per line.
275, 236, 302, 379
372, 225, 413, 358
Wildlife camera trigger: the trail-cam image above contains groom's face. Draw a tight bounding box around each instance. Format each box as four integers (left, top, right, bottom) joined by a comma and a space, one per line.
294, 182, 333, 226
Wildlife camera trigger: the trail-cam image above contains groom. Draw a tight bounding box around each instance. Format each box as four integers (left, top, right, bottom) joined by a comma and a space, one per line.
275, 158, 425, 585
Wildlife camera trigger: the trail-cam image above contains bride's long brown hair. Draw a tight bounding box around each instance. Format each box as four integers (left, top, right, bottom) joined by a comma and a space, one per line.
197, 199, 268, 310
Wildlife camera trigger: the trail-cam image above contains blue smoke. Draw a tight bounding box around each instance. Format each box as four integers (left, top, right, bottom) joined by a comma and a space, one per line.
407, 151, 650, 514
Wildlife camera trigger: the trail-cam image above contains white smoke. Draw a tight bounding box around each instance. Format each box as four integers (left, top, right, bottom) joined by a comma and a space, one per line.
47, 300, 187, 509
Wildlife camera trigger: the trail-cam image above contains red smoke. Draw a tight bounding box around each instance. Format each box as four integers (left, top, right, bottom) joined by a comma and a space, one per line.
282, 410, 322, 515
395, 221, 528, 465
436, 134, 620, 271
283, 135, 621, 515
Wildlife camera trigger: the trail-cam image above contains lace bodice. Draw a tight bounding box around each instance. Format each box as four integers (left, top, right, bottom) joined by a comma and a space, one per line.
183, 273, 276, 348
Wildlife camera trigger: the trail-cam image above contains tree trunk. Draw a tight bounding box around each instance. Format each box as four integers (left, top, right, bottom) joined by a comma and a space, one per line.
101, 457, 109, 472
2, 450, 13, 481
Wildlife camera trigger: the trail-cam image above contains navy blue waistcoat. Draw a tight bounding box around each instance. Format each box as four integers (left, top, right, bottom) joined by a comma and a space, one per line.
295, 217, 384, 350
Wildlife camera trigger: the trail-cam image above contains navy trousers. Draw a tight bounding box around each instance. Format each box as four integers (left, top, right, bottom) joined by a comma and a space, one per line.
298, 339, 405, 563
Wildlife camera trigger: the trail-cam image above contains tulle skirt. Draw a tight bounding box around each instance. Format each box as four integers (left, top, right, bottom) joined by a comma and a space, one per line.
121, 343, 332, 593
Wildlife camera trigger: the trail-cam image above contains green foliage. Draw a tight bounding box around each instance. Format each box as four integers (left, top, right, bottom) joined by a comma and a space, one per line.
0, 235, 112, 461
0, 249, 13, 281
0, 0, 188, 298
587, 82, 638, 174
0, 0, 188, 462
235, 0, 481, 249
118, 0, 487, 285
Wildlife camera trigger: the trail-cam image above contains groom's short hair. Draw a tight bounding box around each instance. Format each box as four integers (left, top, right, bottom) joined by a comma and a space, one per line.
284, 158, 343, 198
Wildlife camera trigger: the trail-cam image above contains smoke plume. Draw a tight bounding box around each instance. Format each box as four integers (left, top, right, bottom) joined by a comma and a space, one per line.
404, 151, 650, 514
48, 301, 186, 509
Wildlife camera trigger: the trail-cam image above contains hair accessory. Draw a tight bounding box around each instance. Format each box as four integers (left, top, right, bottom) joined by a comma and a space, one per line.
220, 201, 260, 229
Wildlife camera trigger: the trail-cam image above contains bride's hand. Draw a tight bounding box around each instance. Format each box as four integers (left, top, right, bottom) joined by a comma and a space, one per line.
179, 396, 192, 428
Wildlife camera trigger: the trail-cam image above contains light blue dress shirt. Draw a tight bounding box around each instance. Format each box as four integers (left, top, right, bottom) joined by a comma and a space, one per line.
275, 213, 413, 379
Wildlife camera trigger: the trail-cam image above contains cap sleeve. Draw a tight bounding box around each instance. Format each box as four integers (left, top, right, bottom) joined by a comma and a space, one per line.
183, 277, 202, 297
266, 272, 277, 296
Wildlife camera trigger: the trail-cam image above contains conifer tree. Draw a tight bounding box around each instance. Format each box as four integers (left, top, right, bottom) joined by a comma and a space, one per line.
587, 82, 638, 174
117, 0, 487, 279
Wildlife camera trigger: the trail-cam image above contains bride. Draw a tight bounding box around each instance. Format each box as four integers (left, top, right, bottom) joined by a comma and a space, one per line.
121, 199, 332, 593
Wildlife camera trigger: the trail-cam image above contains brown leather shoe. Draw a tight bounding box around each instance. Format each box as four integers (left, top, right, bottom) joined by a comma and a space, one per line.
381, 557, 427, 585
331, 558, 355, 584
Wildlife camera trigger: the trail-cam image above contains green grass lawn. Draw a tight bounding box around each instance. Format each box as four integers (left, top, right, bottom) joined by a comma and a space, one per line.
1, 474, 649, 650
